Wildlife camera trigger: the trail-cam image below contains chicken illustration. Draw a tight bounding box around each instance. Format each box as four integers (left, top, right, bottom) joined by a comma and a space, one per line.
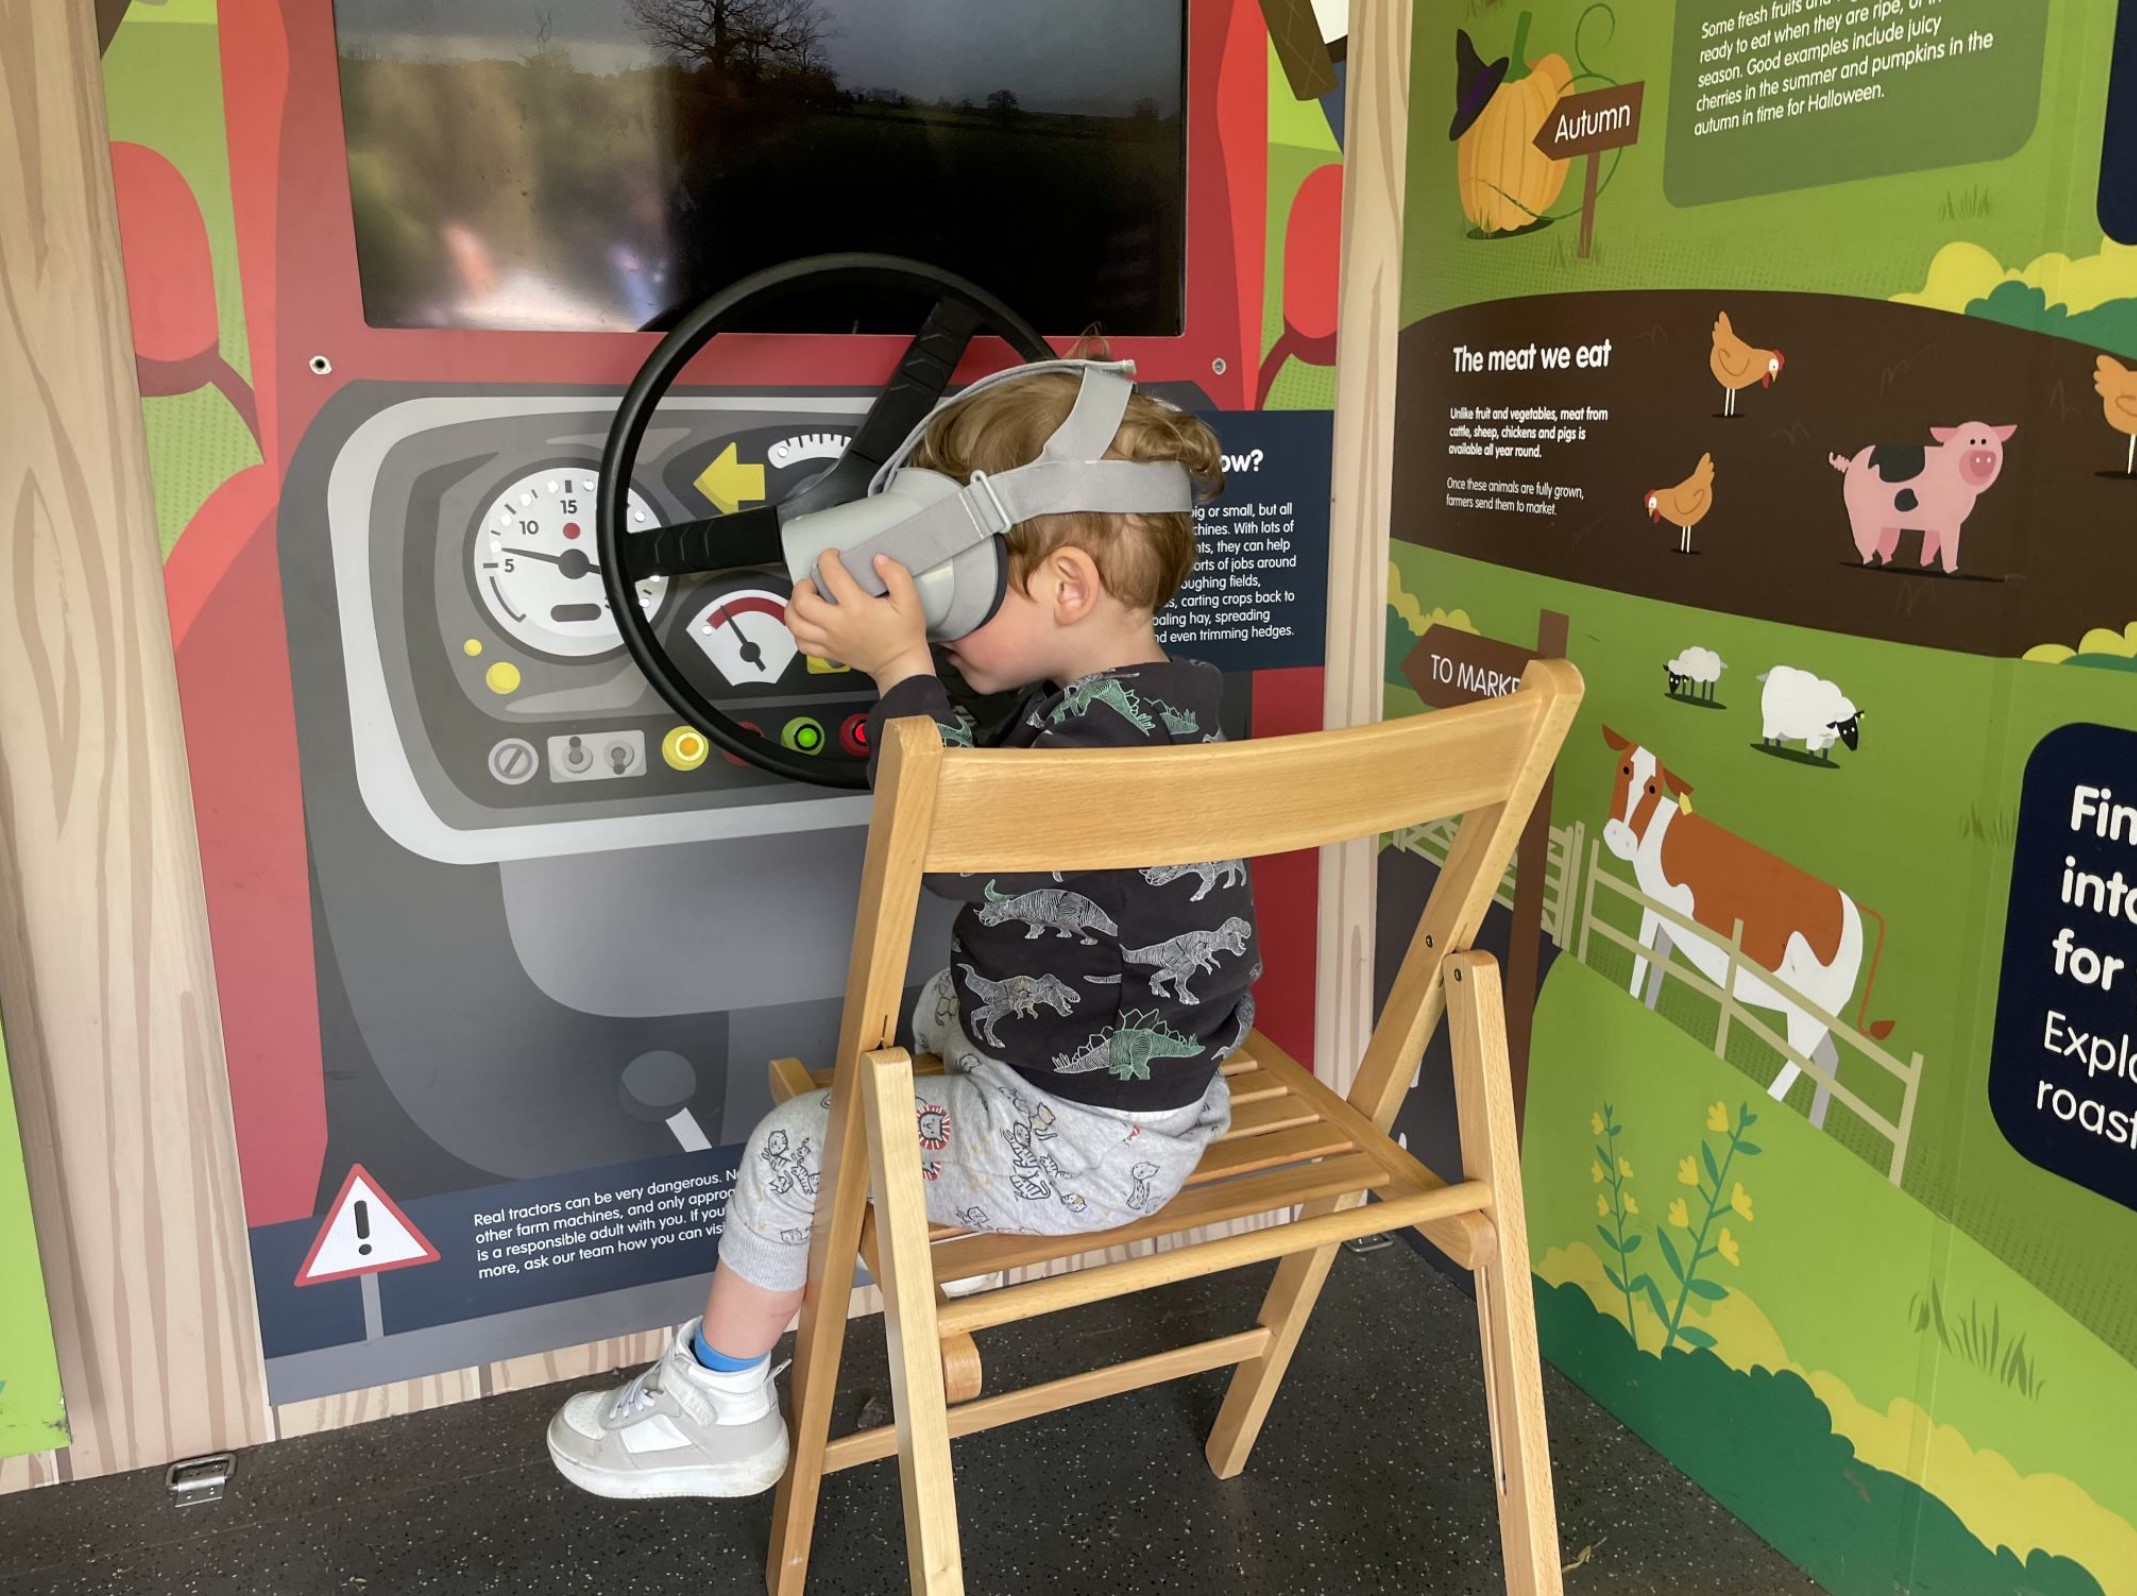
1645, 454, 1715, 555
2096, 355, 2137, 475
1710, 312, 1783, 417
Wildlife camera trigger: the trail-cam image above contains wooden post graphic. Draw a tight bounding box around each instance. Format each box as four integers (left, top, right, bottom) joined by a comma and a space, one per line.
1505, 610, 1569, 1128
1533, 83, 1644, 259
1399, 612, 1572, 1131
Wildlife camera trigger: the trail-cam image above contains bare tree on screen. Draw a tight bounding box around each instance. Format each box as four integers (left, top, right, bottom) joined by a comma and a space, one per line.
629, 0, 837, 80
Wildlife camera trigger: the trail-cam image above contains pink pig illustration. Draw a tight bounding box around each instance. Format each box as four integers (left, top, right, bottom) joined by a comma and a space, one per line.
1828, 422, 2015, 574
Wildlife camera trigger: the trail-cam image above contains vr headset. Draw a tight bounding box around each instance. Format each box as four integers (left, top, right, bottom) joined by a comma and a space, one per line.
779, 360, 1196, 642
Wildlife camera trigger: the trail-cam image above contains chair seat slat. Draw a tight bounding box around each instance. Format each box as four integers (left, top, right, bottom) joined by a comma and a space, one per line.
935, 1178, 1495, 1337
908, 1121, 1357, 1245
1218, 1065, 1283, 1105
925, 1151, 1392, 1281
1214, 1089, 1320, 1142
1186, 1120, 1355, 1182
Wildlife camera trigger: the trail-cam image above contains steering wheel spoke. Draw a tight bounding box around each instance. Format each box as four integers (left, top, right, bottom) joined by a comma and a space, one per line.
785, 296, 984, 514
626, 505, 785, 580
597, 254, 1051, 789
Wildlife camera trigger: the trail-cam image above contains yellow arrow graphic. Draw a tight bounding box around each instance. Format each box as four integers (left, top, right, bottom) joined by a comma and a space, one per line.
694, 442, 767, 515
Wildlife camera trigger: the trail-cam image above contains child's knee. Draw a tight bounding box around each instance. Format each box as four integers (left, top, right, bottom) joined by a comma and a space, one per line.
741, 1090, 831, 1167
734, 1090, 833, 1219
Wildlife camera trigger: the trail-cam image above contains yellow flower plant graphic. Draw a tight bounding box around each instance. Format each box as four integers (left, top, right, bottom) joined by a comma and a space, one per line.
1587, 1099, 1768, 1355
1588, 1103, 1654, 1350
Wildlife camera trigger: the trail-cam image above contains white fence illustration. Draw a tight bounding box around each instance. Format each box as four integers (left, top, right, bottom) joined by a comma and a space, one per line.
1574, 841, 1922, 1185
1385, 817, 1586, 950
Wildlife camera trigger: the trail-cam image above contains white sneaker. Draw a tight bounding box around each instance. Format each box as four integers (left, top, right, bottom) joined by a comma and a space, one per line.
940, 1271, 1005, 1299
546, 1321, 788, 1500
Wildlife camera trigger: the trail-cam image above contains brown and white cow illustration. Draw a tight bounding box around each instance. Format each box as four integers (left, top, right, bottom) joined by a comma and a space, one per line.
1601, 728, 1893, 1126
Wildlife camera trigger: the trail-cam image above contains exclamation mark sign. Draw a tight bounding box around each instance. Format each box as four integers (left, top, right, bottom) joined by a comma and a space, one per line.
355, 1198, 372, 1256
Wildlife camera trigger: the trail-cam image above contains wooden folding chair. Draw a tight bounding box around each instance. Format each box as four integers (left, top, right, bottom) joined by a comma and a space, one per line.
762, 659, 1583, 1596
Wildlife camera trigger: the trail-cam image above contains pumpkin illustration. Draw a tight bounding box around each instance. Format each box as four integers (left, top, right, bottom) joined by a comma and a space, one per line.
1453, 13, 1573, 235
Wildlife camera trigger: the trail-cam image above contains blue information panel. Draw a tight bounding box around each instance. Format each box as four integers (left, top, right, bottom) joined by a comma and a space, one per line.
1155, 409, 1331, 674
1989, 723, 2137, 1213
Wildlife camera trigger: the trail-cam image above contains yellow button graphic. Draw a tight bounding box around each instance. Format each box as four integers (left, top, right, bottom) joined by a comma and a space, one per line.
662, 726, 711, 771
462, 638, 484, 658
805, 655, 851, 675
485, 661, 521, 695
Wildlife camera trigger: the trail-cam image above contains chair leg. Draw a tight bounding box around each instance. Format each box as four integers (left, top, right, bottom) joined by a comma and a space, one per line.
861, 1208, 982, 1404
766, 1083, 874, 1596
861, 1048, 966, 1596
1203, 1191, 1362, 1479
1447, 953, 1563, 1596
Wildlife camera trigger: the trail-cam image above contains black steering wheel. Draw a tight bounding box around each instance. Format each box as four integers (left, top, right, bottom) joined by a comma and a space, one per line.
598, 254, 1053, 789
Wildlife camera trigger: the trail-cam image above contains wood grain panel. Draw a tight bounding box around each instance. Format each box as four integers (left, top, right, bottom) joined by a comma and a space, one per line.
273, 1369, 481, 1441
0, 0, 267, 1485
1315, 0, 1412, 1097
0, 1450, 65, 1492
485, 1329, 670, 1394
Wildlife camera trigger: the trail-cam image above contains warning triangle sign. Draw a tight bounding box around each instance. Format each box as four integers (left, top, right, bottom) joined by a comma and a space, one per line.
295, 1164, 441, 1286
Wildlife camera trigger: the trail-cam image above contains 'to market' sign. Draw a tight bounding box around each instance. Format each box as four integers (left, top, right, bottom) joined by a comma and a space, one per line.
1401, 624, 1539, 710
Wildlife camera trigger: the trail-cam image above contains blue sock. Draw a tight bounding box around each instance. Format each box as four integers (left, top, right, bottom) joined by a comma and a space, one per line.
693, 1324, 767, 1374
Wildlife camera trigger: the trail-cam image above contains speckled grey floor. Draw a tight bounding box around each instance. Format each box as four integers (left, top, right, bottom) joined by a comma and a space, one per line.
0, 1244, 1823, 1595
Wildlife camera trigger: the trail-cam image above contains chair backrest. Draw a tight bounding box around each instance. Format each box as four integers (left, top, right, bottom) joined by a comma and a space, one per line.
832, 659, 1583, 1126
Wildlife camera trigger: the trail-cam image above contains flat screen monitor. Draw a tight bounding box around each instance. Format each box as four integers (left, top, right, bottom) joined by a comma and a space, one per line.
332, 0, 1189, 337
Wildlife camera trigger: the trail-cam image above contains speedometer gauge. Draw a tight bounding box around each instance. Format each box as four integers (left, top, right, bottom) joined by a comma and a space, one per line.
472, 468, 666, 658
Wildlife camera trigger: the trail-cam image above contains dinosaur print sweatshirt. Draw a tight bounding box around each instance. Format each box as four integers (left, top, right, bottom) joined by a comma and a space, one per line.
867, 659, 1259, 1111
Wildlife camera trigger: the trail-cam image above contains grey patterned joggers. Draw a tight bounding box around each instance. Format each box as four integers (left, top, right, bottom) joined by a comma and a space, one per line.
716, 969, 1233, 1292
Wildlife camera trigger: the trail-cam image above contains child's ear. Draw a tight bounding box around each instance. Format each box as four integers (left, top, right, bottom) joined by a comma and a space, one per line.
1051, 547, 1101, 618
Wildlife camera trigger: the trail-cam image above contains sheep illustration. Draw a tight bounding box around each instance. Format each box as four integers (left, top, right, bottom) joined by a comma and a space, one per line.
1664, 646, 1726, 705
1756, 666, 1862, 764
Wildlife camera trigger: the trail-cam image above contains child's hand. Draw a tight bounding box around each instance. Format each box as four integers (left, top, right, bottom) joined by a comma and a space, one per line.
786, 550, 934, 690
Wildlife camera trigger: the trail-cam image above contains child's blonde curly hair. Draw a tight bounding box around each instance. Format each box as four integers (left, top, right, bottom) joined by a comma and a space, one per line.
908, 339, 1225, 614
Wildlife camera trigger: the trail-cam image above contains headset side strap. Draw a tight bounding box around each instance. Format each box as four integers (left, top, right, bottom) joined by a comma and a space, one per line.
836, 459, 1192, 594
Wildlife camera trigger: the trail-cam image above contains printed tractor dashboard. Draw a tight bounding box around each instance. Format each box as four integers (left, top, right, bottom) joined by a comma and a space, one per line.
314, 390, 890, 867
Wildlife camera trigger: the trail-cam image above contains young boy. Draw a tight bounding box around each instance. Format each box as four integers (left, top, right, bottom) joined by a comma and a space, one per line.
548, 369, 1258, 1500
